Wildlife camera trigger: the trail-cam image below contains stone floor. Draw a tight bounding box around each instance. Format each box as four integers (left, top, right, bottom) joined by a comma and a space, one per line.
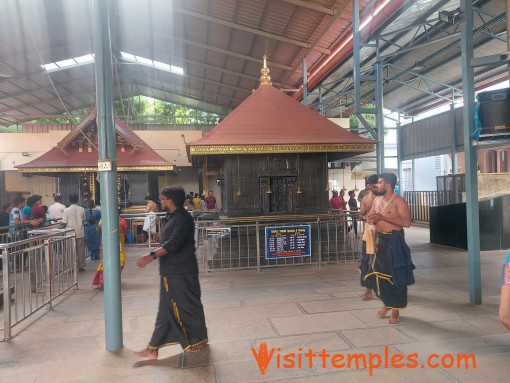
0, 225, 509, 382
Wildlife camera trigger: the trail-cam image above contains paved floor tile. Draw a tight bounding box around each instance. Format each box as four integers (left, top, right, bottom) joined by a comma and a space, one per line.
254, 332, 351, 353
271, 311, 368, 336
341, 327, 414, 348
1, 226, 509, 382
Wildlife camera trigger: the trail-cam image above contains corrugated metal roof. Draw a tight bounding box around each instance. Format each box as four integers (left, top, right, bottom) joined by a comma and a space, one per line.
0, 0, 507, 127
313, 0, 508, 117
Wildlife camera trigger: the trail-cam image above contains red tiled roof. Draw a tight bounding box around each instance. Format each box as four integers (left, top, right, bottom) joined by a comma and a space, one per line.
17, 115, 175, 173
189, 84, 375, 150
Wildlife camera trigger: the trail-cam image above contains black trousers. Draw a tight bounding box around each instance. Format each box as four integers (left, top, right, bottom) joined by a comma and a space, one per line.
148, 274, 208, 351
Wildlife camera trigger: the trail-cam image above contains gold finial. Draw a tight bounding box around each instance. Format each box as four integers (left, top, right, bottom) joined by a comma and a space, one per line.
260, 55, 272, 85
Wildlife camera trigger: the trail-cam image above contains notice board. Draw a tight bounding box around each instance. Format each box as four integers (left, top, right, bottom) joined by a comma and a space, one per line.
265, 225, 311, 259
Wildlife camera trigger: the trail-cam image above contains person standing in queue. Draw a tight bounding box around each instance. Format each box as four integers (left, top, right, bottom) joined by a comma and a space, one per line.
62, 193, 87, 272
347, 190, 359, 235
135, 186, 208, 359
204, 190, 217, 210
329, 190, 342, 211
365, 173, 414, 324
358, 174, 379, 300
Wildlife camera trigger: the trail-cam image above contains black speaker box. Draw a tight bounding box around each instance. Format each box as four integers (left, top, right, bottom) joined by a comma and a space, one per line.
478, 88, 510, 134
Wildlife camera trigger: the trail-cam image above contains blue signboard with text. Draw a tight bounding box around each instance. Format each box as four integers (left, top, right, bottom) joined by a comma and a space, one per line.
265, 225, 311, 259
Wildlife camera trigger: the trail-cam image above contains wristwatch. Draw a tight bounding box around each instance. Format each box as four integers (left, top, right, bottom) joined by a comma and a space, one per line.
150, 251, 157, 259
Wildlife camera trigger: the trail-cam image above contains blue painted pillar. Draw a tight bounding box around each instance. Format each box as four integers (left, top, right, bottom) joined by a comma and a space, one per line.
92, 0, 124, 348
374, 39, 384, 174
460, 0, 481, 304
302, 58, 308, 106
396, 111, 402, 194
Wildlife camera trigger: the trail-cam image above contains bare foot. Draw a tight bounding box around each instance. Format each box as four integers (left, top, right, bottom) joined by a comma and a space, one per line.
134, 347, 158, 359
188, 342, 208, 353
359, 289, 373, 301
377, 307, 390, 318
388, 309, 400, 324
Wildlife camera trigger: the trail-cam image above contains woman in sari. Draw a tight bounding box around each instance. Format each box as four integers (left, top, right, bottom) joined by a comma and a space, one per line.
85, 200, 102, 260
92, 215, 128, 289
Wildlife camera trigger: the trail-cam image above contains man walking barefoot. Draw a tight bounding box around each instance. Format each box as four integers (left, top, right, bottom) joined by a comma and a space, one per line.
135, 186, 208, 359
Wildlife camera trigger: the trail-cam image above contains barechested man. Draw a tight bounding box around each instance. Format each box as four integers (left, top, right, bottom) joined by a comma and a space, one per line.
358, 174, 379, 300
365, 173, 413, 324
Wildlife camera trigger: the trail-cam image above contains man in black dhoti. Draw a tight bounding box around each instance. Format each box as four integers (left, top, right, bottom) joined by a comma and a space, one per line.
358, 174, 379, 300
365, 173, 414, 324
135, 186, 208, 359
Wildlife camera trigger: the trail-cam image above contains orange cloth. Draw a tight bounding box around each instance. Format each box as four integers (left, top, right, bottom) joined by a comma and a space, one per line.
362, 223, 376, 255
92, 217, 128, 287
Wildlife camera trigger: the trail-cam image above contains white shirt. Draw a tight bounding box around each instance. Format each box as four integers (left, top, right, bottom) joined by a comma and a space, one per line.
48, 202, 66, 220
62, 204, 86, 238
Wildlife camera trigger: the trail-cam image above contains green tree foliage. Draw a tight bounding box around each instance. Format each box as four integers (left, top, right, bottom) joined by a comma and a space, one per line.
348, 103, 377, 137
114, 96, 219, 124
0, 125, 21, 133
23, 108, 90, 125
0, 96, 218, 131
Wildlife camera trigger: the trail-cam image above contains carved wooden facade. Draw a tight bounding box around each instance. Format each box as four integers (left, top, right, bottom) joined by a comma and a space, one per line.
216, 153, 329, 216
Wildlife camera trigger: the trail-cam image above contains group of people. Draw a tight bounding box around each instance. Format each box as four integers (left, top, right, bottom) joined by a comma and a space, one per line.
0, 194, 86, 271
329, 189, 360, 235
353, 173, 510, 331
183, 191, 218, 211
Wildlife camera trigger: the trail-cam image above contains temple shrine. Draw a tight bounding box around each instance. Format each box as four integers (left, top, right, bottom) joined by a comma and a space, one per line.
188, 57, 376, 217
16, 111, 175, 209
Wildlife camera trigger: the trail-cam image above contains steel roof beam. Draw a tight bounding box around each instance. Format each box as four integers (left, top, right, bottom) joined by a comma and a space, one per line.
158, 34, 292, 71
281, 0, 351, 86
397, 66, 509, 113
133, 81, 244, 104
280, 0, 335, 15
0, 76, 94, 104
174, 8, 331, 55
131, 82, 240, 114
382, 15, 506, 106
379, 32, 461, 61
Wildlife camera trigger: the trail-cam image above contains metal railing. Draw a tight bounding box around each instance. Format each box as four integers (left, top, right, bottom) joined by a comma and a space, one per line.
403, 191, 464, 223
121, 210, 362, 271
1, 226, 77, 340
120, 212, 166, 247
195, 213, 362, 272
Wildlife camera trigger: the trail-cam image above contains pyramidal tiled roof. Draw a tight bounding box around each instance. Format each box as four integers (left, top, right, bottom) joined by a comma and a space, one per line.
189, 83, 375, 156
17, 112, 175, 173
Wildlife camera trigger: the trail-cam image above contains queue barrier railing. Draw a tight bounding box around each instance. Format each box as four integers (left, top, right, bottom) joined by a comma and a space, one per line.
194, 212, 362, 272
0, 226, 77, 340
120, 212, 166, 247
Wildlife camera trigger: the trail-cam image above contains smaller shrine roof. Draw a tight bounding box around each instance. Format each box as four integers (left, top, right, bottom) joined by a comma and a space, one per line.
189, 82, 375, 156
17, 112, 175, 173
